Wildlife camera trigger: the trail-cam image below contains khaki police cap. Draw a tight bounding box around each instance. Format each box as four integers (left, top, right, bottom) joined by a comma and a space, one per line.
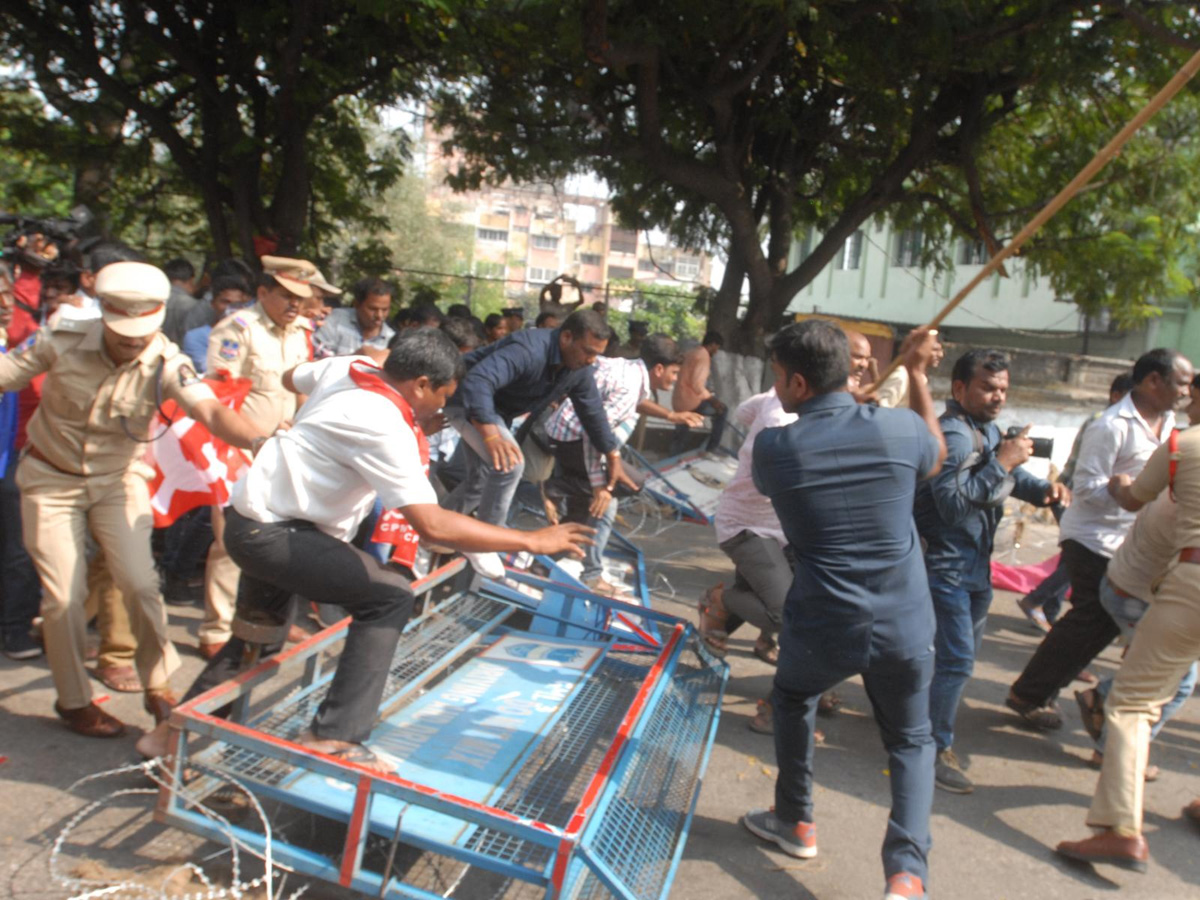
95, 261, 169, 337
261, 255, 317, 299
310, 268, 343, 296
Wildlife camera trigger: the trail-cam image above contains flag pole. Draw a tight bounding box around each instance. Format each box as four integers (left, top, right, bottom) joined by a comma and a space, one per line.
869, 47, 1200, 391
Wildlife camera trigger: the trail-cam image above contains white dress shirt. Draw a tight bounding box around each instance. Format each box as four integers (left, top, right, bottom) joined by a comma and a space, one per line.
1057, 392, 1174, 558
233, 355, 437, 540
713, 389, 797, 546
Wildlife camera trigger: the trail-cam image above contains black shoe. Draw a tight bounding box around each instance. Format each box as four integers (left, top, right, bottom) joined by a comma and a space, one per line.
3, 630, 43, 661
162, 572, 203, 606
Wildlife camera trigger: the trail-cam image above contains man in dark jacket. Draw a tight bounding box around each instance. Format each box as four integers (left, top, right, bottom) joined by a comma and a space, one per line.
914, 349, 1067, 794
443, 308, 623, 526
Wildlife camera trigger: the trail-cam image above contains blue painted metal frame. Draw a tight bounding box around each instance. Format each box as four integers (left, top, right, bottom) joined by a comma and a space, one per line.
156, 558, 725, 900
621, 445, 710, 524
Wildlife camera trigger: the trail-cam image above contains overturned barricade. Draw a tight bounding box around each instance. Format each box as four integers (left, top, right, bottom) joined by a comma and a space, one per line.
154, 557, 727, 900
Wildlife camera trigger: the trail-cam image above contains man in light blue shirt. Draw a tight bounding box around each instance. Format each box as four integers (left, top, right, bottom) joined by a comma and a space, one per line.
313, 276, 395, 356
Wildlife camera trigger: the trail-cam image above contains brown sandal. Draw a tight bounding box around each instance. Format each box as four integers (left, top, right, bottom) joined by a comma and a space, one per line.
55, 701, 126, 738
144, 689, 178, 726
753, 636, 779, 666
1074, 689, 1104, 742
93, 664, 143, 693
697, 585, 729, 657
817, 692, 842, 717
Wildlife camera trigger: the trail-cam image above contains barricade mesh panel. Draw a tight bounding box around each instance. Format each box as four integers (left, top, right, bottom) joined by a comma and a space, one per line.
196, 593, 511, 783
575, 645, 722, 900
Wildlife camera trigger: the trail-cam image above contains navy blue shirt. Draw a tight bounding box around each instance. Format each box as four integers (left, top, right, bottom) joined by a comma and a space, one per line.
453, 326, 617, 453
753, 392, 940, 663
913, 399, 1051, 590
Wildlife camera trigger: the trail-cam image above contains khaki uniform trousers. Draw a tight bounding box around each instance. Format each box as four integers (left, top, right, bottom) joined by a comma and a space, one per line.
1088, 563, 1200, 835
199, 504, 240, 646
17, 455, 179, 709
83, 553, 137, 670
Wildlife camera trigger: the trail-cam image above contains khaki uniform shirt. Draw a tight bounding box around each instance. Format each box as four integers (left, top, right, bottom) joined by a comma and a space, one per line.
1104, 492, 1176, 601
206, 302, 312, 434
0, 319, 216, 477
1131, 426, 1200, 553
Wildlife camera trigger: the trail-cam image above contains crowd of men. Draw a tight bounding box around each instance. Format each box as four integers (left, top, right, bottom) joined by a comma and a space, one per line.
0, 238, 1197, 900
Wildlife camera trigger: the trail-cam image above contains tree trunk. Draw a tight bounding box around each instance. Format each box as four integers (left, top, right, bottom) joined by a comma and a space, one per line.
706, 253, 748, 352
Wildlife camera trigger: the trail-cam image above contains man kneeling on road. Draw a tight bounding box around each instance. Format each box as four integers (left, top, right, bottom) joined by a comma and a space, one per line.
137, 329, 591, 771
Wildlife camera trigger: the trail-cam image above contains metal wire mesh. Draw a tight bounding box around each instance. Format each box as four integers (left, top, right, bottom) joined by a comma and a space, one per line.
461, 655, 648, 873
576, 646, 724, 900
243, 591, 511, 740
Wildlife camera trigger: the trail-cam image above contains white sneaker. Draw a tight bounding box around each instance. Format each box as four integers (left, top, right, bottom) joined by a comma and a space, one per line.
465, 551, 505, 580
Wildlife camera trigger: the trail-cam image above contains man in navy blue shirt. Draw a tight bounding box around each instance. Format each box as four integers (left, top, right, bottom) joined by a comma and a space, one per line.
914, 350, 1066, 794
742, 320, 945, 900
444, 308, 623, 526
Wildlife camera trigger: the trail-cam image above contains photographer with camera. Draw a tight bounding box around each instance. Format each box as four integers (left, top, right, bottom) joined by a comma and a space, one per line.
914, 349, 1068, 794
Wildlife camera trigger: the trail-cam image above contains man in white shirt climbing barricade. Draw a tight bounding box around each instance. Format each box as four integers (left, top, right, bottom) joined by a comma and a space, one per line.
136, 328, 592, 771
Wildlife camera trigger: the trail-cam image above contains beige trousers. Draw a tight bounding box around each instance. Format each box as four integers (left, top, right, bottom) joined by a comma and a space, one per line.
83, 553, 137, 669
17, 455, 179, 709
1088, 563, 1200, 835
199, 504, 240, 646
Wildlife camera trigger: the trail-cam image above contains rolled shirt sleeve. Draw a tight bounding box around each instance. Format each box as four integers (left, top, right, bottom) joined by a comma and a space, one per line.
1130, 440, 1172, 504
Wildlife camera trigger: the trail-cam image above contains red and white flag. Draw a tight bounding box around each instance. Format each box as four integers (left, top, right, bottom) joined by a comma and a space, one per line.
147, 375, 253, 527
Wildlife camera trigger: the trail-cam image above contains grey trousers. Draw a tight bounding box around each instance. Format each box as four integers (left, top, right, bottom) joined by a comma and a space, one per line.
183, 509, 414, 743
441, 409, 524, 526
718, 530, 790, 637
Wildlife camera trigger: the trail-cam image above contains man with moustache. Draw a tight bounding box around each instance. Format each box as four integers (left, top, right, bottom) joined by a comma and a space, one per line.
914, 349, 1068, 794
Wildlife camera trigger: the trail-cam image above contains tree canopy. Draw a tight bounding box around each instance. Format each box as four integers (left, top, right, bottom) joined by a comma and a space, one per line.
0, 0, 447, 262
430, 0, 1200, 351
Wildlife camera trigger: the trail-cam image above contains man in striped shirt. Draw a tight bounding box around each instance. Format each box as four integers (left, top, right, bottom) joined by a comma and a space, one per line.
543, 334, 701, 594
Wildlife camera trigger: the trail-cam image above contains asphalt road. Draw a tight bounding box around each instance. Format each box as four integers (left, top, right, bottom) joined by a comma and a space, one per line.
1, 515, 1197, 899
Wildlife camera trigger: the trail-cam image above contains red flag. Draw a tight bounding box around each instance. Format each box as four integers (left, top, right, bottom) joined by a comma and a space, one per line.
148, 375, 253, 527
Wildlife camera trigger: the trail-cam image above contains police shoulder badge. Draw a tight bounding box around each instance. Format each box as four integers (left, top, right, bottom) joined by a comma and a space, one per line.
218, 338, 241, 361
178, 364, 203, 388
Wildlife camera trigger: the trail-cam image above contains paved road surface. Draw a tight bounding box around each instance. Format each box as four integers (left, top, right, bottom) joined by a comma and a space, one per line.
1, 516, 1196, 899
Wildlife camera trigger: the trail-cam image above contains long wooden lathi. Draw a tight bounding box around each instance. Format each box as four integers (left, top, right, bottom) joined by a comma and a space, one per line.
869, 46, 1200, 389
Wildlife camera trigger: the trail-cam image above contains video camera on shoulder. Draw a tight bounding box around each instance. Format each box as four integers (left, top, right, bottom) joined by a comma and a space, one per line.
0, 206, 97, 268
1006, 425, 1054, 459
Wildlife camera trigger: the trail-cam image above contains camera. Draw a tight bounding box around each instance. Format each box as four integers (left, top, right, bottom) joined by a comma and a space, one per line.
1005, 425, 1053, 459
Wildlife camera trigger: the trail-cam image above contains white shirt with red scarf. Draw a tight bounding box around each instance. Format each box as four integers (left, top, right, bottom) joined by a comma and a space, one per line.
232, 355, 436, 542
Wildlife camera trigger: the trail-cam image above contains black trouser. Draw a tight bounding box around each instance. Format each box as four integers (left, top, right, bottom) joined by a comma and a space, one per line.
1011, 539, 1119, 706
183, 509, 414, 743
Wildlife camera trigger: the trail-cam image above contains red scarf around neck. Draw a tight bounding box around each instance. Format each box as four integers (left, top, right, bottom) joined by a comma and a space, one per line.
350, 359, 430, 567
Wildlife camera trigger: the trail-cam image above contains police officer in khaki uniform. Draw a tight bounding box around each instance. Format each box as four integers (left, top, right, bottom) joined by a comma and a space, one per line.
197, 256, 315, 657
0, 261, 267, 737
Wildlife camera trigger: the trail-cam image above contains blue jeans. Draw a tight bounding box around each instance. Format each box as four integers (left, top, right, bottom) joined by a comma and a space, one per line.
928, 575, 993, 752
1022, 555, 1068, 623
442, 410, 524, 526
582, 497, 617, 582
1094, 576, 1198, 752
774, 635, 935, 883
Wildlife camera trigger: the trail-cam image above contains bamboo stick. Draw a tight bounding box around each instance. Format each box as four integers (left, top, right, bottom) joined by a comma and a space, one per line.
869, 46, 1200, 390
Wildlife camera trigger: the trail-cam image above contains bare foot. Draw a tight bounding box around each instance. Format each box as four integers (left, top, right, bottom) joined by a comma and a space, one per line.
135, 720, 173, 760
296, 730, 394, 774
